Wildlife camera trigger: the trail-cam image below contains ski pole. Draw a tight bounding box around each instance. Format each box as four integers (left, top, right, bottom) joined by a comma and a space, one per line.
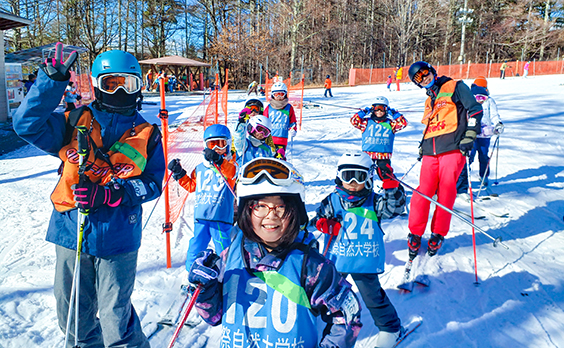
476, 135, 500, 200
212, 162, 236, 197
494, 135, 500, 185
392, 177, 509, 249
142, 171, 174, 233
167, 284, 203, 348
64, 126, 90, 348
400, 160, 420, 181
466, 157, 480, 285
305, 100, 361, 110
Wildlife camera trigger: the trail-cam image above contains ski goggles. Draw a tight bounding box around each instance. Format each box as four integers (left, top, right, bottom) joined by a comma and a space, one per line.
337, 169, 369, 184
412, 68, 431, 85
205, 138, 228, 151
97, 73, 142, 94
248, 105, 263, 113
475, 94, 488, 103
240, 158, 302, 186
373, 104, 388, 112
272, 92, 286, 98
247, 123, 271, 138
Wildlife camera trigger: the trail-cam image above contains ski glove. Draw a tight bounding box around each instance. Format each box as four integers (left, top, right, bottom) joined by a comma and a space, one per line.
494, 122, 504, 134
72, 179, 124, 210
40, 42, 78, 82
168, 159, 187, 181
377, 161, 395, 180
203, 148, 224, 166
188, 249, 221, 288
316, 218, 341, 236
417, 147, 423, 161
459, 130, 477, 156
289, 129, 297, 139
356, 107, 372, 119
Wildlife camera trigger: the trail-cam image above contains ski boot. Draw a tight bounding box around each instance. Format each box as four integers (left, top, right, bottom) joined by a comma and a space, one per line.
375, 327, 405, 348
407, 233, 421, 259
427, 233, 444, 257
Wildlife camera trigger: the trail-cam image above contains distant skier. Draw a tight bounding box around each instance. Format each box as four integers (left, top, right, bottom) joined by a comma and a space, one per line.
406, 61, 482, 258
350, 96, 408, 189
386, 75, 392, 91
247, 80, 258, 95
311, 152, 407, 348
324, 74, 333, 97
456, 76, 504, 195
263, 81, 297, 160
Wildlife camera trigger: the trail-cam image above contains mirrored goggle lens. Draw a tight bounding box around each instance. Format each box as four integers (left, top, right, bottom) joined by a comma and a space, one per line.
273, 92, 286, 98
475, 95, 488, 102
373, 105, 387, 112
241, 158, 291, 183
413, 69, 430, 84
248, 124, 271, 137
206, 138, 228, 150
248, 105, 262, 113
339, 169, 368, 184
99, 74, 142, 94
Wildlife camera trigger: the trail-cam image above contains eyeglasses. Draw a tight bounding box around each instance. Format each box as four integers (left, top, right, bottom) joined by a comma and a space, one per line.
273, 92, 286, 98
97, 73, 142, 94
250, 203, 286, 218
240, 158, 303, 186
412, 69, 431, 85
475, 95, 488, 102
338, 169, 369, 184
247, 123, 271, 138
248, 105, 262, 113
206, 138, 228, 151
373, 105, 387, 112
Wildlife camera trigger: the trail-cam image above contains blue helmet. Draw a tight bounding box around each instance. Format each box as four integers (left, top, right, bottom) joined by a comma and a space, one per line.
91, 50, 142, 78
204, 124, 231, 153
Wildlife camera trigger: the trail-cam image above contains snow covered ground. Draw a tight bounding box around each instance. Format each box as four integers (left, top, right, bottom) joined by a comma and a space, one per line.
1, 74, 564, 348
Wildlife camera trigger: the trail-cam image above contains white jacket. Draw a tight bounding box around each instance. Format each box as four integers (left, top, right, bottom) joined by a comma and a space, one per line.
477, 96, 502, 138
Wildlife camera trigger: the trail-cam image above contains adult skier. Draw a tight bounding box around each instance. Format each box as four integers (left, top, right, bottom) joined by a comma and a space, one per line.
406, 61, 482, 257
13, 43, 165, 347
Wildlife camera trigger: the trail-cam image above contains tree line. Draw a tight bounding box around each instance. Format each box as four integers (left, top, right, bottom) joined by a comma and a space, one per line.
2, 0, 563, 88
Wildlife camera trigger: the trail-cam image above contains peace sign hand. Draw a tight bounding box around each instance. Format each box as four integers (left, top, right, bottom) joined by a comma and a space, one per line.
40, 42, 78, 81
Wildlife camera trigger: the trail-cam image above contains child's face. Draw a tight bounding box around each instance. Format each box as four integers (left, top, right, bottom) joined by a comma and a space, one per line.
251, 196, 288, 249
252, 130, 266, 140
342, 180, 365, 192
374, 109, 386, 117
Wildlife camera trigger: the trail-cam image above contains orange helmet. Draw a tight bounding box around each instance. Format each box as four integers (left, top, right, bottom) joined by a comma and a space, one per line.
474, 76, 487, 88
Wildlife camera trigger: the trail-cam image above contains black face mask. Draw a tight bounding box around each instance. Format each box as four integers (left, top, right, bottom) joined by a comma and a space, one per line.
94, 88, 142, 114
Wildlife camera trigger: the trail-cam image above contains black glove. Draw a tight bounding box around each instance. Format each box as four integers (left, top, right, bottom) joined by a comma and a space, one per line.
417, 147, 423, 161
377, 161, 394, 180
459, 130, 477, 156
71, 178, 124, 210
76, 94, 82, 101
188, 249, 221, 288
167, 159, 186, 181
203, 148, 223, 165
40, 42, 78, 81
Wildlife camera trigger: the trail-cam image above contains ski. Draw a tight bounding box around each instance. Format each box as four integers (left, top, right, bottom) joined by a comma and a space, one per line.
146, 292, 201, 341
452, 206, 486, 220
413, 274, 430, 287
392, 317, 423, 347
397, 259, 414, 292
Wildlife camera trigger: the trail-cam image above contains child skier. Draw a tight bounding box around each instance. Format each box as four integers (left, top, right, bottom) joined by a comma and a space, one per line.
386, 75, 392, 91
187, 157, 362, 347
235, 115, 275, 167
167, 124, 237, 275
263, 81, 297, 160
234, 99, 276, 159
350, 96, 408, 189
311, 152, 407, 348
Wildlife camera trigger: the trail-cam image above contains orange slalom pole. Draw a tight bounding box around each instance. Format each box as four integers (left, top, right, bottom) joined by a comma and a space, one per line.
214, 73, 219, 124
159, 78, 172, 268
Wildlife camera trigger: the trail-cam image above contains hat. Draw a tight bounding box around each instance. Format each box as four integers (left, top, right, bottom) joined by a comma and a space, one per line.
471, 85, 489, 96
473, 76, 487, 88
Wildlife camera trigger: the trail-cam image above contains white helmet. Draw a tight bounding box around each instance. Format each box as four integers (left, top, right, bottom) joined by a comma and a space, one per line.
237, 158, 307, 225
336, 152, 373, 189
271, 82, 288, 97
247, 115, 272, 135
372, 96, 389, 107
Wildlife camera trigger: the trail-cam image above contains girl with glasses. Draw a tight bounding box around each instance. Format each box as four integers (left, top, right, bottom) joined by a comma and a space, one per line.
186, 158, 362, 348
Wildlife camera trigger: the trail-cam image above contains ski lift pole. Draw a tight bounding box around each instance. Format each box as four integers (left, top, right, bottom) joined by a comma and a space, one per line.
393, 177, 508, 249
159, 79, 173, 268
64, 125, 90, 348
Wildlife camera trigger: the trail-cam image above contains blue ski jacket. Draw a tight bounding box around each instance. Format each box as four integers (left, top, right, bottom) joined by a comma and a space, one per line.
13, 70, 165, 257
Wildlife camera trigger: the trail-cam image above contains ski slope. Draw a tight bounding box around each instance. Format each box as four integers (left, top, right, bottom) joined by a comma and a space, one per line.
1, 74, 564, 348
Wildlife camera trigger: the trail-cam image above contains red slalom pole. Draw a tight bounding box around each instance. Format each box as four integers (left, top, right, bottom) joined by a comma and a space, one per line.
466, 157, 480, 285
167, 284, 203, 348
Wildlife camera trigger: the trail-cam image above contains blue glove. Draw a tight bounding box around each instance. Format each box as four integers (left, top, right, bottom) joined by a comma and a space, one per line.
356, 107, 372, 119
389, 108, 402, 120
188, 249, 221, 288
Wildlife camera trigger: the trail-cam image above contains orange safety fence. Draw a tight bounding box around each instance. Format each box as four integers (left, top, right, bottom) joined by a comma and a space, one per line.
264, 72, 305, 130
203, 70, 229, 129
166, 97, 208, 224
349, 60, 564, 86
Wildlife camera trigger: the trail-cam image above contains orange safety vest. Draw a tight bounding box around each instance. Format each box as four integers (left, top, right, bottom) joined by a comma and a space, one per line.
51, 108, 154, 212
421, 80, 458, 140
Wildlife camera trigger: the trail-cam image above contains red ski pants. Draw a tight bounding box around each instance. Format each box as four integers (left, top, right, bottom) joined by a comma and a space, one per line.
408, 150, 465, 237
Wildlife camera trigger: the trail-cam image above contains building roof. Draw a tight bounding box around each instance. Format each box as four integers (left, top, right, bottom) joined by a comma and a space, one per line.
0, 9, 31, 31
138, 55, 211, 67
5, 43, 89, 65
